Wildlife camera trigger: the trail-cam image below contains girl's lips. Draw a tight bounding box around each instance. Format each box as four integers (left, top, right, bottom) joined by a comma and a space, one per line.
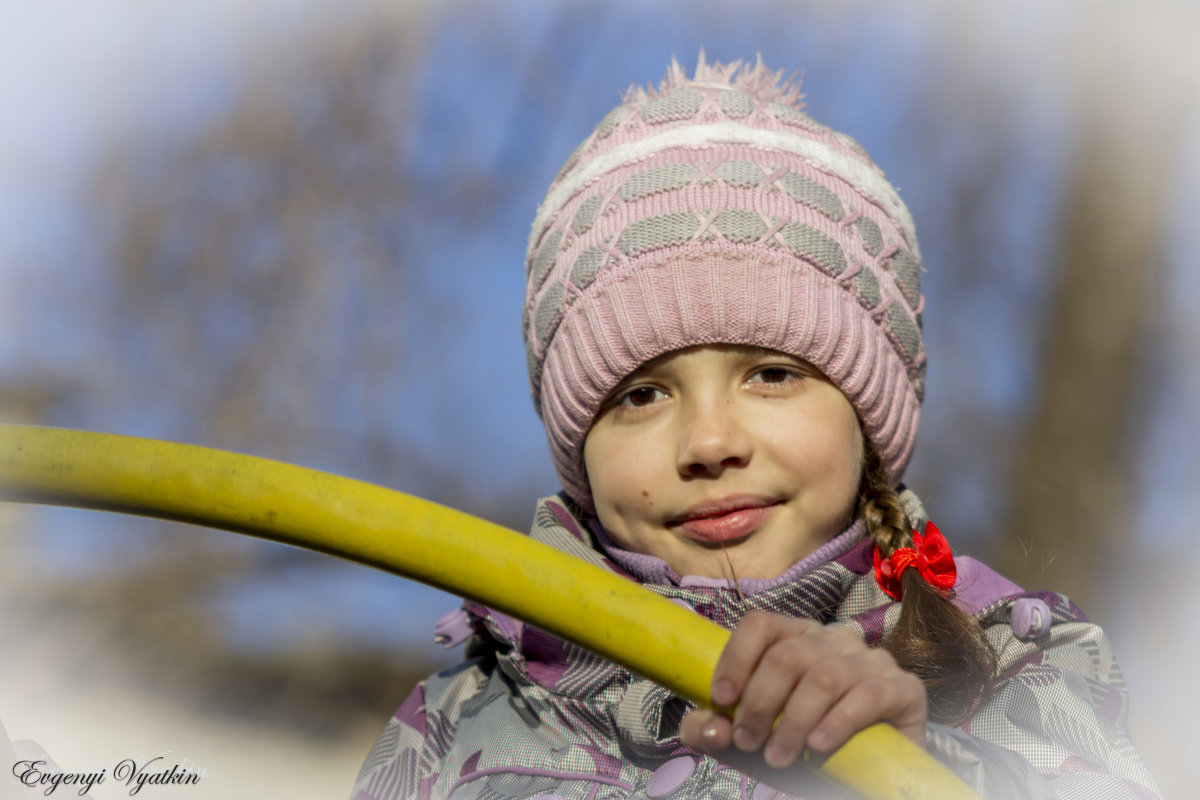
667, 498, 781, 543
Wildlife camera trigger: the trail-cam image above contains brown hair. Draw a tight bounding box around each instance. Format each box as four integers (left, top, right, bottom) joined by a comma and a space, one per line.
857, 445, 997, 724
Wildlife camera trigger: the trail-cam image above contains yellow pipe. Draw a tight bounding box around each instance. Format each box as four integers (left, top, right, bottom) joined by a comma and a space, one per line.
0, 425, 977, 800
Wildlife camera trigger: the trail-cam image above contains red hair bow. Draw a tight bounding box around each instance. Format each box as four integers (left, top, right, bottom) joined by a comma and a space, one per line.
872, 521, 957, 601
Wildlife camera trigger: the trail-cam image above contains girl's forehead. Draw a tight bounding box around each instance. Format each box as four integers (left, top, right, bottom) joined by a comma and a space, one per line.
623, 344, 815, 376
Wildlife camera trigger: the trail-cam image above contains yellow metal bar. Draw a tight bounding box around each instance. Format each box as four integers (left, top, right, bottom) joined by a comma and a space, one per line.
0, 425, 977, 800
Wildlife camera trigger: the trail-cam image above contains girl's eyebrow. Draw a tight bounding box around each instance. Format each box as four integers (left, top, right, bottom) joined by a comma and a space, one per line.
735, 348, 812, 370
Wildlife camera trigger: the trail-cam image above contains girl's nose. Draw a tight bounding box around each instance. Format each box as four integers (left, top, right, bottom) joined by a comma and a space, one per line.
676, 399, 752, 478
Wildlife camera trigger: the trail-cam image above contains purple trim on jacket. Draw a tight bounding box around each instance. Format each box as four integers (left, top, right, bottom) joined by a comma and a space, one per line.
952, 555, 1023, 614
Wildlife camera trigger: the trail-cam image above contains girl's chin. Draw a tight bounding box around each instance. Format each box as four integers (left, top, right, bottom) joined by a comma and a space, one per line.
670, 545, 790, 582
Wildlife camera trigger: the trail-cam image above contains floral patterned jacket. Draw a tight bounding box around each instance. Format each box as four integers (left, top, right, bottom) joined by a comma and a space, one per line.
351, 493, 1160, 800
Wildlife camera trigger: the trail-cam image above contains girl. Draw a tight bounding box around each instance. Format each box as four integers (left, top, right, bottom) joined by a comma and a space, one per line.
352, 57, 1159, 799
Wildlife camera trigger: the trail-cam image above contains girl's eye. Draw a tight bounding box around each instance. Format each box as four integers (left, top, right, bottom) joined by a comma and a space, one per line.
748, 366, 800, 385
616, 386, 667, 407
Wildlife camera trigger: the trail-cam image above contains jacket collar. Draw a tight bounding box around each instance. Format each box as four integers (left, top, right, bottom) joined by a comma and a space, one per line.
466, 494, 882, 698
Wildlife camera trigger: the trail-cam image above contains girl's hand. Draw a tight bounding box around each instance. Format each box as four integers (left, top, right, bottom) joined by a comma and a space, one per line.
678, 610, 927, 768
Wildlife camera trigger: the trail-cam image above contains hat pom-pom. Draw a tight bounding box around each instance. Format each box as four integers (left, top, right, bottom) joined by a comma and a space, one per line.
625, 52, 804, 109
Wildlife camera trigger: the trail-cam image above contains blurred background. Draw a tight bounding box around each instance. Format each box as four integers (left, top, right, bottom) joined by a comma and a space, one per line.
1, 0, 1195, 796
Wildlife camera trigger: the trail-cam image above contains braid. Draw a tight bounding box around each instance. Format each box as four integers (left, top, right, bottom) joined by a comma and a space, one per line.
858, 449, 910, 556
858, 446, 997, 725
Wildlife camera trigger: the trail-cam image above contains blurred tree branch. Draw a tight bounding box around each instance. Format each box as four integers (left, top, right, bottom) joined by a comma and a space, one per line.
33, 18, 456, 738
991, 93, 1175, 620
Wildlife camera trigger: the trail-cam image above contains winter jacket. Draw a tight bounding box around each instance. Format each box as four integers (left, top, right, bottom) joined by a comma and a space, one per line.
351, 493, 1160, 800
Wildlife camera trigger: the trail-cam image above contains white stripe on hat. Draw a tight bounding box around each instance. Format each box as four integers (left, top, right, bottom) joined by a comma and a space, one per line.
529, 121, 920, 259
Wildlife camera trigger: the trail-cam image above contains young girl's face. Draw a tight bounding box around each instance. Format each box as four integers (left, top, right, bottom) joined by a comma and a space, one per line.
583, 344, 863, 581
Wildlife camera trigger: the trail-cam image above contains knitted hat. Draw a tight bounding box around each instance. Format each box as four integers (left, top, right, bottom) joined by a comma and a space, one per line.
524, 56, 925, 509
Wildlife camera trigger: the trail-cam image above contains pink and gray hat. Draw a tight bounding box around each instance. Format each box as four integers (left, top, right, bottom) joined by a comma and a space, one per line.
523, 57, 925, 509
